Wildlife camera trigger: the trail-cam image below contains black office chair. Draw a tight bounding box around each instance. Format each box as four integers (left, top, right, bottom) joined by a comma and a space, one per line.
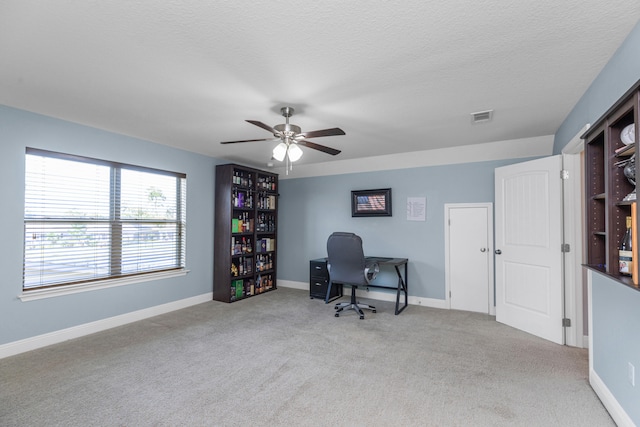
325, 232, 379, 319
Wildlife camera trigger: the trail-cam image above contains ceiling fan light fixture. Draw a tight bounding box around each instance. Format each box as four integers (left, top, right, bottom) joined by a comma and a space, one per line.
288, 143, 303, 162
272, 142, 287, 161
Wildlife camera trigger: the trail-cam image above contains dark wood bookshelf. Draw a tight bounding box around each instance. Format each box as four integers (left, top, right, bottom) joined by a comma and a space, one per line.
213, 164, 278, 302
583, 80, 640, 288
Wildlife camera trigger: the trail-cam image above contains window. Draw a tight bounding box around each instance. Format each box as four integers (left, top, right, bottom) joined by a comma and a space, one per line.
24, 148, 186, 290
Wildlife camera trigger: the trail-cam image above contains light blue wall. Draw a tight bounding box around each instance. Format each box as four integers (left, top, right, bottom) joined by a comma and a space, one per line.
278, 159, 534, 300
591, 272, 640, 424
0, 105, 220, 345
554, 20, 640, 153
553, 19, 640, 424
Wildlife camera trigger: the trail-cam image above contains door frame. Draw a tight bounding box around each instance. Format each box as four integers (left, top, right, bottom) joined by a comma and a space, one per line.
444, 202, 495, 315
561, 125, 589, 348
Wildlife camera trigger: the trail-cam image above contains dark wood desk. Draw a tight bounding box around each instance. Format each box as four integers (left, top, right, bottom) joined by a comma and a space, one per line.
365, 257, 408, 315
310, 257, 408, 315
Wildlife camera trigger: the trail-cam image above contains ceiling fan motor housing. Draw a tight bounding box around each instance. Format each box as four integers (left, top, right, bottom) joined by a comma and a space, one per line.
274, 123, 301, 137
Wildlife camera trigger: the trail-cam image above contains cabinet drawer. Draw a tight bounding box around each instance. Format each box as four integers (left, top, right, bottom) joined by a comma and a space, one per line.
310, 278, 328, 296
310, 278, 334, 299
310, 276, 343, 300
309, 260, 328, 278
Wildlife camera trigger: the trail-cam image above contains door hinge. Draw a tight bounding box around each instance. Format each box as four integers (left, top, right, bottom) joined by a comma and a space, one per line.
562, 318, 571, 327
561, 243, 570, 253
561, 170, 569, 180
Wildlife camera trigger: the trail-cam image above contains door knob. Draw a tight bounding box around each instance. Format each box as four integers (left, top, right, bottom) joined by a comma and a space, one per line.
480, 248, 486, 252
495, 249, 502, 255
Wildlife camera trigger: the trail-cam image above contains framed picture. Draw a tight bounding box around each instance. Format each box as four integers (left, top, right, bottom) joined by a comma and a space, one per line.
351, 188, 392, 217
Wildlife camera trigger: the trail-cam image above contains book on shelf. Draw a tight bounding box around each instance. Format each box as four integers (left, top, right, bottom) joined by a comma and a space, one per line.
257, 238, 275, 253
232, 279, 244, 299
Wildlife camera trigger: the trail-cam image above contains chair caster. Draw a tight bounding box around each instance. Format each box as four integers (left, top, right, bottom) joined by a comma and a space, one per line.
359, 316, 364, 320
335, 313, 339, 317
372, 310, 377, 313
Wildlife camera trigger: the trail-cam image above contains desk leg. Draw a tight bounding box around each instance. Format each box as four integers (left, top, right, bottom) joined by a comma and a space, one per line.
394, 263, 408, 315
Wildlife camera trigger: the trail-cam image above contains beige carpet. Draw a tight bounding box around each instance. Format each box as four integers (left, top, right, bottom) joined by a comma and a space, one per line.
0, 287, 613, 426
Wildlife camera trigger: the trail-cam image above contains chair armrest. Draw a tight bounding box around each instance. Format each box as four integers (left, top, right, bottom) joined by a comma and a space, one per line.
364, 262, 379, 284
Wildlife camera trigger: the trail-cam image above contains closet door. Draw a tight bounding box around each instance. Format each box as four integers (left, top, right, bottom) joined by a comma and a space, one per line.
446, 203, 493, 314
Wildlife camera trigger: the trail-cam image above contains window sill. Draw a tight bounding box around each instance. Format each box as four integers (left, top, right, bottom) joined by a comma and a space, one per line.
18, 269, 190, 302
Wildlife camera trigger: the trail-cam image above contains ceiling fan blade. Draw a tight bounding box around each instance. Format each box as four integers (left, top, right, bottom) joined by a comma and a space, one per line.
297, 140, 341, 155
298, 127, 345, 139
220, 138, 277, 144
246, 120, 281, 135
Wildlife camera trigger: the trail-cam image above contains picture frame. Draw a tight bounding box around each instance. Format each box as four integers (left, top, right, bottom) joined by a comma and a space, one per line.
351, 188, 392, 217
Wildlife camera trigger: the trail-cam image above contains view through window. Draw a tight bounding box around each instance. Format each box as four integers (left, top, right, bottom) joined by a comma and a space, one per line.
24, 148, 186, 290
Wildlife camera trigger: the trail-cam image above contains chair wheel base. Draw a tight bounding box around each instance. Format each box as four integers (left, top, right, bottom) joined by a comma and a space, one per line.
331, 284, 375, 319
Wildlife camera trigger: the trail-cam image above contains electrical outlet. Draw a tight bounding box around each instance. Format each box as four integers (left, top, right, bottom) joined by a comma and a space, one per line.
629, 363, 635, 387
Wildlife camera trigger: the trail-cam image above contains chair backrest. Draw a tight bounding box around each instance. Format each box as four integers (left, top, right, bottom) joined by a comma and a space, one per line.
326, 232, 368, 286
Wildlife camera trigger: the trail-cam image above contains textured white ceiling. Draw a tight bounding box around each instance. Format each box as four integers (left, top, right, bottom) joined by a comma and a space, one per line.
1, 1, 639, 170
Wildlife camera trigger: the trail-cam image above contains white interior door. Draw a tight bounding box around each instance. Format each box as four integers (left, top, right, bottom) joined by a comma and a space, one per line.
446, 204, 493, 314
495, 155, 564, 344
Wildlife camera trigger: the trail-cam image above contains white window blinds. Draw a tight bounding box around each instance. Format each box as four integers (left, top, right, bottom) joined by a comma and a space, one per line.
24, 148, 186, 290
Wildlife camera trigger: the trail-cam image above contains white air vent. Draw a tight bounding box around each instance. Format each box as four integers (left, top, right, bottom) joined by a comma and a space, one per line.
471, 110, 493, 124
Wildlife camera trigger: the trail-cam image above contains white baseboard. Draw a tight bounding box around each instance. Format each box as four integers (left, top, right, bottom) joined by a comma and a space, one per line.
277, 279, 308, 290
590, 368, 635, 426
0, 292, 213, 359
277, 280, 447, 309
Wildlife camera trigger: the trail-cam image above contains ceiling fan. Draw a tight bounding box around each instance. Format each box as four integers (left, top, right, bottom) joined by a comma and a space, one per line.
220, 107, 345, 172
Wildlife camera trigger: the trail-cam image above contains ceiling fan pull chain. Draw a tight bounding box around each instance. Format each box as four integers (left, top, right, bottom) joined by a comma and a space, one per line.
285, 148, 290, 175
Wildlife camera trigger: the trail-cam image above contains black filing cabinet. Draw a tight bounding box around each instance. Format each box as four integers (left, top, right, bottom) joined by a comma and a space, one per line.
309, 258, 342, 300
